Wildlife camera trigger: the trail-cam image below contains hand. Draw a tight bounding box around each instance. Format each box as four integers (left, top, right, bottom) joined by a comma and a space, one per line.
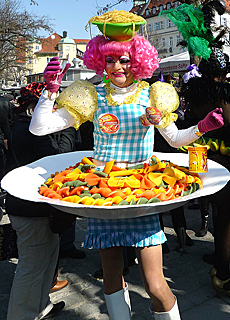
43, 57, 71, 93
198, 108, 224, 133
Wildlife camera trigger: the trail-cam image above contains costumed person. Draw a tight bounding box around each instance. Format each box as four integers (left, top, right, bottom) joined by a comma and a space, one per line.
29, 10, 224, 320
5, 82, 80, 320
161, 0, 230, 298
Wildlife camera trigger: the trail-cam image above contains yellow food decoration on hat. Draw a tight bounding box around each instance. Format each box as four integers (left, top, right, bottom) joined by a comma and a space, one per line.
86, 10, 147, 42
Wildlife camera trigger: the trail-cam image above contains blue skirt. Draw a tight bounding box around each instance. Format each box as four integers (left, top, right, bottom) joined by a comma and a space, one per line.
84, 214, 167, 249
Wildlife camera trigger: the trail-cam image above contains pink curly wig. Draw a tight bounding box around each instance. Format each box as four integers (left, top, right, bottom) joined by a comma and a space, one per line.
83, 35, 160, 80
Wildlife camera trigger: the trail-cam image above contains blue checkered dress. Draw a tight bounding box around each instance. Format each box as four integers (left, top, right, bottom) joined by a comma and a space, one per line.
84, 85, 166, 249
92, 85, 155, 163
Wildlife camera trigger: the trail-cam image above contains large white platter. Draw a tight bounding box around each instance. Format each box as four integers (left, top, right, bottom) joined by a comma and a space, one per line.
1, 151, 230, 219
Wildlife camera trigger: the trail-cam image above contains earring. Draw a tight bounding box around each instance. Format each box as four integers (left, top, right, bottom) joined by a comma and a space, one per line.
103, 74, 111, 83
133, 76, 138, 83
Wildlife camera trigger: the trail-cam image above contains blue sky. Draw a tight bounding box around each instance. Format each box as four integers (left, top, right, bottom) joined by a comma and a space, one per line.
21, 0, 133, 40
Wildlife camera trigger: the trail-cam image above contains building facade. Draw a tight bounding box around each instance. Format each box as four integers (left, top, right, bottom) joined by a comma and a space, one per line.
131, 0, 230, 60
17, 31, 89, 85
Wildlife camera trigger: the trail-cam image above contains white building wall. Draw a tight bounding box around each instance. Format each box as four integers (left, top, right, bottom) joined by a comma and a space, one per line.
138, 11, 186, 59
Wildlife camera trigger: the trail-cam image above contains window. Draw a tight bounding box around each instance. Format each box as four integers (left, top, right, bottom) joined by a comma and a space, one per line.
169, 37, 173, 47
160, 21, 165, 29
162, 37, 166, 47
176, 35, 181, 44
47, 57, 51, 63
154, 23, 156, 31
34, 59, 37, 64
35, 45, 40, 50
159, 5, 163, 12
174, 1, 179, 8
152, 7, 156, 14
65, 46, 70, 51
28, 59, 32, 64
145, 9, 150, 16
223, 18, 227, 26
148, 23, 153, 32
166, 3, 171, 10
156, 22, 160, 30
167, 19, 174, 28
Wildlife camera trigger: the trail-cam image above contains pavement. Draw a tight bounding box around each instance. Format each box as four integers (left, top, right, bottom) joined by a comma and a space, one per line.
1, 202, 230, 320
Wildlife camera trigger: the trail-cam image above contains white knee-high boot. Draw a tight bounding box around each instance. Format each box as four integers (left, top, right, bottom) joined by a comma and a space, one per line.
150, 297, 181, 320
104, 283, 131, 320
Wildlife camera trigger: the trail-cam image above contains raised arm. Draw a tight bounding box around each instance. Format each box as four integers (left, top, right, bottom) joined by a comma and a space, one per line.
29, 57, 75, 136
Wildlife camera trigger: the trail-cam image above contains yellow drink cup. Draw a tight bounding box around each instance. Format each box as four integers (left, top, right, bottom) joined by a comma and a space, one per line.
188, 146, 208, 173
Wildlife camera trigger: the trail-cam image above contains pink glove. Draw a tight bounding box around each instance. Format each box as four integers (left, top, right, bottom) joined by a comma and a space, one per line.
43, 57, 71, 92
198, 108, 224, 133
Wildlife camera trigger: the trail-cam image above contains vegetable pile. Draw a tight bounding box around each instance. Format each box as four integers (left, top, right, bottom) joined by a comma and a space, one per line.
39, 155, 202, 206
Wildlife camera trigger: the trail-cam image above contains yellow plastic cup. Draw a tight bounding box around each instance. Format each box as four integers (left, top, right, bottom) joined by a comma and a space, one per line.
188, 146, 208, 173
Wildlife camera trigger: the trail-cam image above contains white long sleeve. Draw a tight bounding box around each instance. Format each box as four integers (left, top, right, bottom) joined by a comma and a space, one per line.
29, 92, 75, 136
158, 122, 199, 148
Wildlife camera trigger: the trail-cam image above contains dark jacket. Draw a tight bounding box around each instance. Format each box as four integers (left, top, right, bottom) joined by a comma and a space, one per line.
0, 96, 14, 142
6, 114, 78, 217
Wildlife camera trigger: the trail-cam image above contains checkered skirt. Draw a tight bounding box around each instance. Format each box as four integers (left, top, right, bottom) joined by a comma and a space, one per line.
84, 214, 166, 249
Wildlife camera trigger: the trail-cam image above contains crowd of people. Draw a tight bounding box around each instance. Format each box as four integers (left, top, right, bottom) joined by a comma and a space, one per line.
1, 3, 230, 320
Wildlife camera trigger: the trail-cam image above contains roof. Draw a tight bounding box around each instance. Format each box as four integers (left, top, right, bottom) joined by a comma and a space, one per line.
131, 0, 230, 17
73, 39, 90, 44
131, 0, 180, 17
60, 37, 75, 44
39, 33, 62, 53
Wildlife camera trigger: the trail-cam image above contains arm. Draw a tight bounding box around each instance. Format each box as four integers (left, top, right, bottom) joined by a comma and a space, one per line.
29, 91, 75, 136
158, 122, 199, 148
29, 57, 74, 136
158, 108, 224, 148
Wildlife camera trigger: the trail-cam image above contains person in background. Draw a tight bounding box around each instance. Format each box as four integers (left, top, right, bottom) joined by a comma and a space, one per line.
0, 94, 14, 182
5, 82, 79, 320
181, 47, 230, 298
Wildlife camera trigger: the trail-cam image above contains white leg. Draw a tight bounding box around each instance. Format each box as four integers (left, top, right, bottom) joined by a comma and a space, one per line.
104, 283, 131, 320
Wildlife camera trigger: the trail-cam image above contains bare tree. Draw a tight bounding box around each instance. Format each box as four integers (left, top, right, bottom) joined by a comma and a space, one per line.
0, 0, 53, 84
96, 0, 130, 15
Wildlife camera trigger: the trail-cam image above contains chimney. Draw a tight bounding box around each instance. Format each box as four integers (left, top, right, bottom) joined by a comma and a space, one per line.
63, 31, 67, 38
